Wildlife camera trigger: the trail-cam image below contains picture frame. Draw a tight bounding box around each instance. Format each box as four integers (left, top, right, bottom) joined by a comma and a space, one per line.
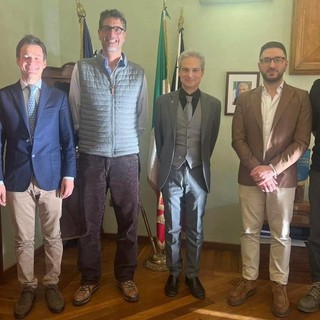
225, 72, 260, 115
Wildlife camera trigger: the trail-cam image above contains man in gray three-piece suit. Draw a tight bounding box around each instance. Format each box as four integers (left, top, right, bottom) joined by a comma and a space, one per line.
154, 50, 221, 299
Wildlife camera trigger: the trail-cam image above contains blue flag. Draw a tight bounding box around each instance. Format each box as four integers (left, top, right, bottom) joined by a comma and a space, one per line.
82, 18, 94, 58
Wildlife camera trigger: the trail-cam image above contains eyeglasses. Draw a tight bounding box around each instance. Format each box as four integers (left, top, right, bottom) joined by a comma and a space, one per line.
259, 57, 286, 65
99, 25, 126, 35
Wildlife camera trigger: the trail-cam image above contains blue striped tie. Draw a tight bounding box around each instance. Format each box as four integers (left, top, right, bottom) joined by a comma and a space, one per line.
28, 85, 37, 135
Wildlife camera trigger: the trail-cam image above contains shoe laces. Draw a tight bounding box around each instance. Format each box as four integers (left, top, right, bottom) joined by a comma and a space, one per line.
308, 282, 320, 300
81, 285, 91, 290
233, 279, 249, 293
77, 285, 93, 294
121, 280, 136, 289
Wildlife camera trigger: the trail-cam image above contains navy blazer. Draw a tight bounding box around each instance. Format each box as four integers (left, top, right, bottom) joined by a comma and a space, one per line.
0, 81, 76, 192
155, 89, 221, 192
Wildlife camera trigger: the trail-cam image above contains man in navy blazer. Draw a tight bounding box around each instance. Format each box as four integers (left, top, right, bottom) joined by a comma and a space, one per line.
155, 50, 221, 299
0, 35, 76, 318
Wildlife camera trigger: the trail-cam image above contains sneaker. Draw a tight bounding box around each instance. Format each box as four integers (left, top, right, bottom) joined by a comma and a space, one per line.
73, 283, 100, 306
13, 286, 36, 319
117, 280, 139, 302
272, 282, 289, 318
228, 279, 257, 306
45, 284, 65, 313
298, 282, 320, 313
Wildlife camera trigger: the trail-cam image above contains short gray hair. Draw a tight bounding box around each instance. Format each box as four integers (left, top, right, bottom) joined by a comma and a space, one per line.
178, 50, 205, 71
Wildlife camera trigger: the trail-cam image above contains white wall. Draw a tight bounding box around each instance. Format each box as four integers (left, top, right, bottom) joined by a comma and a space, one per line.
0, 0, 318, 270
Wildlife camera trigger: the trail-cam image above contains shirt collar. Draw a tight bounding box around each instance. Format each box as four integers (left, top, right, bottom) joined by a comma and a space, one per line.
262, 81, 284, 94
179, 87, 201, 102
102, 52, 126, 70
20, 79, 42, 91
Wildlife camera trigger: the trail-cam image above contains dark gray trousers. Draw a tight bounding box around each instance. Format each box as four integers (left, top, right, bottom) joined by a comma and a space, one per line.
77, 153, 139, 284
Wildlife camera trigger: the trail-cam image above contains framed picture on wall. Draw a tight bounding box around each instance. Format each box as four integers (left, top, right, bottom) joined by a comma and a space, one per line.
225, 72, 260, 115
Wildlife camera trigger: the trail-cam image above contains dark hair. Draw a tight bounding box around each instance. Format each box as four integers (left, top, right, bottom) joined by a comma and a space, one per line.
99, 9, 127, 30
16, 35, 47, 59
259, 41, 287, 58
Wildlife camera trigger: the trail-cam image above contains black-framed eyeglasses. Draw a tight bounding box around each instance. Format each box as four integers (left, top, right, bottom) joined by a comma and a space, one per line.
259, 57, 286, 65
99, 25, 126, 35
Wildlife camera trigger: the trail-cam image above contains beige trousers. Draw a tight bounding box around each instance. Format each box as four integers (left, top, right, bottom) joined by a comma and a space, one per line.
239, 185, 296, 285
7, 181, 63, 288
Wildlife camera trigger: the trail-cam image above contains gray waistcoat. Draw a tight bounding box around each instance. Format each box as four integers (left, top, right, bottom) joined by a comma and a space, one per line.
172, 100, 202, 168
77, 54, 144, 157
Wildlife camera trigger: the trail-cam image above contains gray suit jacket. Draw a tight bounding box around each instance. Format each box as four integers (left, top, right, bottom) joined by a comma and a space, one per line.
232, 82, 312, 188
154, 89, 221, 192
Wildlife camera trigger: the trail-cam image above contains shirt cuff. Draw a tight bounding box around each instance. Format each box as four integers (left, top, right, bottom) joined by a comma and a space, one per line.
63, 177, 74, 181
269, 164, 277, 178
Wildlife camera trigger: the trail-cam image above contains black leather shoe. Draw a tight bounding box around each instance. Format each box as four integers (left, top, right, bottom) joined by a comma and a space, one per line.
165, 275, 179, 297
185, 276, 205, 299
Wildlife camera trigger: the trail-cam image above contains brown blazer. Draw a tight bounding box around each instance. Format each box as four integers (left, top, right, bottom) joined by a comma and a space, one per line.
232, 82, 312, 188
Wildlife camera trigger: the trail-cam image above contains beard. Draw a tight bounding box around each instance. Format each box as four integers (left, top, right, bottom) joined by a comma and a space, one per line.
260, 68, 285, 84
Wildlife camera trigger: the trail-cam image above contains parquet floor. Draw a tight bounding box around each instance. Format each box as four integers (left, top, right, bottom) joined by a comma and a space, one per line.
0, 238, 318, 320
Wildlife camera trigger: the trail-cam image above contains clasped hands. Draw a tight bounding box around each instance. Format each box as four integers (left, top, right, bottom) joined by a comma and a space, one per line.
250, 165, 277, 193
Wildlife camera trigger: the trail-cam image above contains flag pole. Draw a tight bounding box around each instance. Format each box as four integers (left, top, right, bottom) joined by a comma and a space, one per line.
143, 1, 170, 272
76, 0, 85, 59
174, 8, 184, 91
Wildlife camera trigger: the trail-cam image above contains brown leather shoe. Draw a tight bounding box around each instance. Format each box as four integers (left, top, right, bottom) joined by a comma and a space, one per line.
73, 283, 100, 306
13, 286, 36, 319
117, 280, 139, 302
298, 281, 320, 313
228, 279, 257, 306
272, 282, 289, 317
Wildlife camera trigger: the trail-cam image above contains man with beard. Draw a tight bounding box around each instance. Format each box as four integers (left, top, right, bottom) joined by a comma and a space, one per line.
69, 9, 147, 305
228, 41, 312, 317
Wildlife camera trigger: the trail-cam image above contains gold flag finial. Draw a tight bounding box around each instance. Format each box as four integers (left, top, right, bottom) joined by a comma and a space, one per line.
76, 0, 86, 22
178, 7, 184, 31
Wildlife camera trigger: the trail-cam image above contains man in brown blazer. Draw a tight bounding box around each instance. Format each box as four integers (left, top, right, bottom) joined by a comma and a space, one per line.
228, 41, 312, 318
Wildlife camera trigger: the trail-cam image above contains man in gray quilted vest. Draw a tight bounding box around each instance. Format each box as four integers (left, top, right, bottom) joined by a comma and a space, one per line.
69, 8, 148, 305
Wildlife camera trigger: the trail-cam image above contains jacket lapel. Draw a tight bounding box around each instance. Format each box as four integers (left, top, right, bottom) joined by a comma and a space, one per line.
168, 91, 179, 134
10, 81, 30, 129
251, 86, 263, 133
32, 82, 50, 134
271, 82, 293, 128
200, 93, 210, 143
37, 82, 50, 116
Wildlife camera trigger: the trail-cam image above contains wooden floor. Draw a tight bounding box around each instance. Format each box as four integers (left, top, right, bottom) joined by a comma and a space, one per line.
0, 238, 318, 320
